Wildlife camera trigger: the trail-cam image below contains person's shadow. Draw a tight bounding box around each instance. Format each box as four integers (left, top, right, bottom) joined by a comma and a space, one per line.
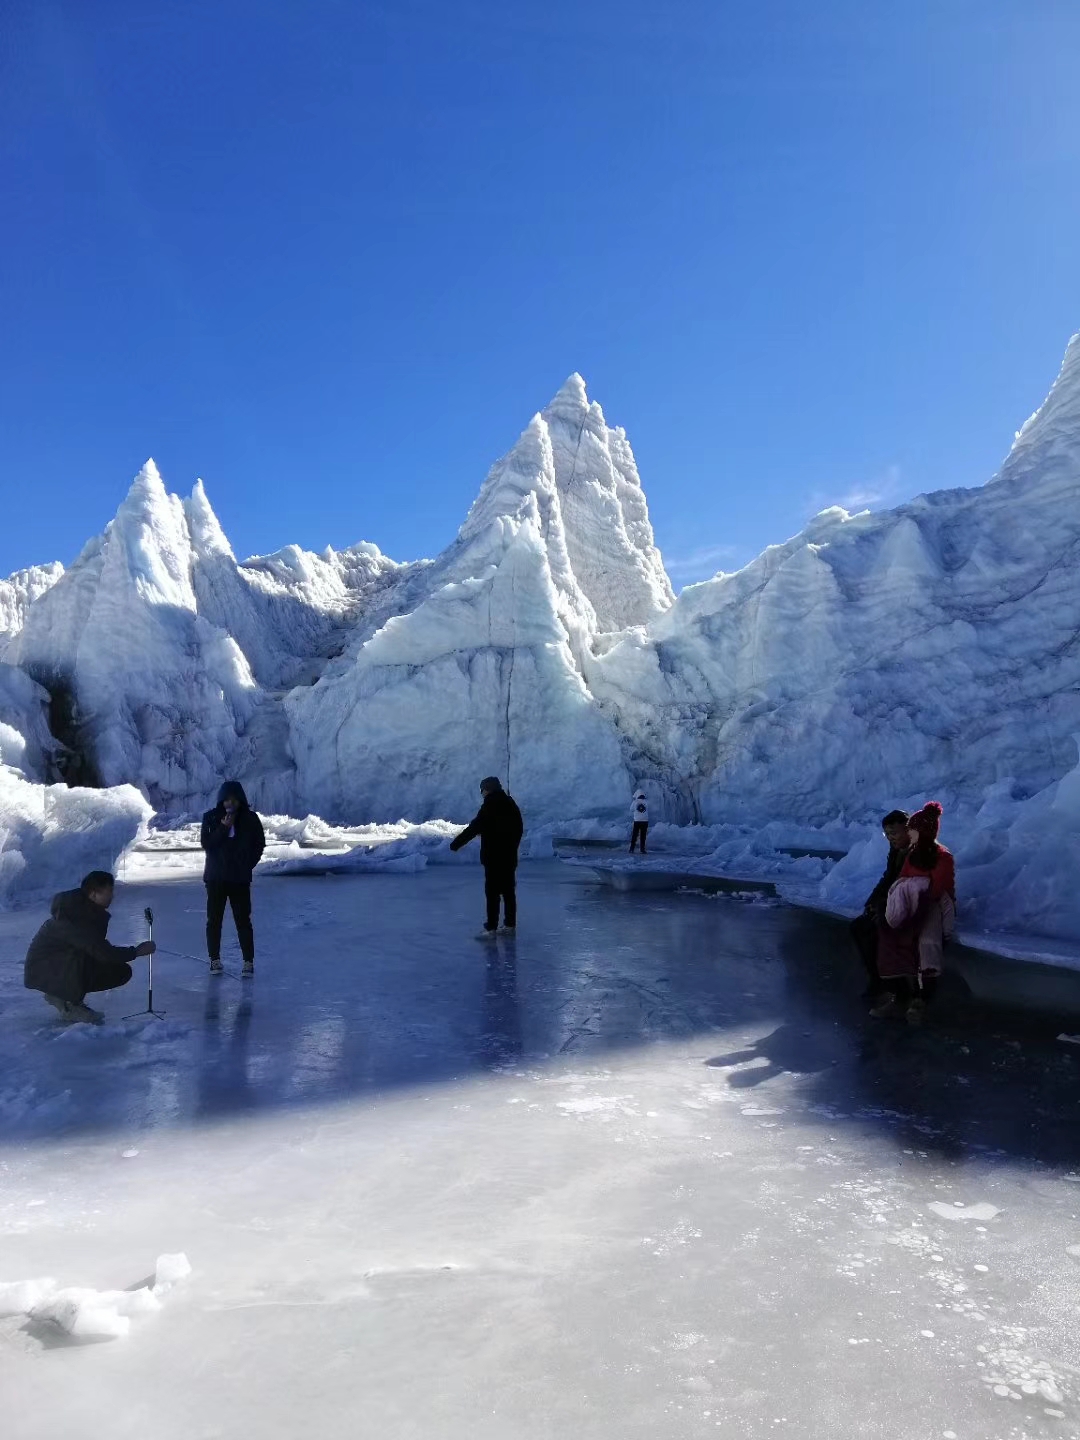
706, 1023, 839, 1088
479, 943, 522, 1070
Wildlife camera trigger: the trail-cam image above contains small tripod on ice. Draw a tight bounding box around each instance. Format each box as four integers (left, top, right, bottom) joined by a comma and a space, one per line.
124, 906, 165, 1021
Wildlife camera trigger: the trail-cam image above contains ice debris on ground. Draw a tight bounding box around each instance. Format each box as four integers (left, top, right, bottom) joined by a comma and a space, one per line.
3, 337, 1080, 945
0, 770, 150, 909
0, 1253, 190, 1340
928, 1202, 1001, 1222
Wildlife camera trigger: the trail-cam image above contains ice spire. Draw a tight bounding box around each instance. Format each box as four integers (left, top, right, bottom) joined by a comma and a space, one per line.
185, 478, 235, 559
108, 460, 196, 608
997, 330, 1080, 496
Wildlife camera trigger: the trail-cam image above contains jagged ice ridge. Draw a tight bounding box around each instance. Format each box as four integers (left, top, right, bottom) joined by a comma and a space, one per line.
2, 344, 1079, 944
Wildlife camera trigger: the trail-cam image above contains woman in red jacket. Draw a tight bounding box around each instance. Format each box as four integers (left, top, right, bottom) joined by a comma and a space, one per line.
872, 801, 956, 1024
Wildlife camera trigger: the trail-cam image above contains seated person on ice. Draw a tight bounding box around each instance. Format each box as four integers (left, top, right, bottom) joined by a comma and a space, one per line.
871, 801, 956, 1025
200, 780, 266, 977
849, 809, 910, 997
24, 870, 156, 1025
629, 789, 649, 854
449, 775, 523, 939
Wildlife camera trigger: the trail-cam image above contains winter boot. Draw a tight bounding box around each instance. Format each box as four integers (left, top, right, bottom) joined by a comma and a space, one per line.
209, 958, 224, 976
905, 997, 926, 1026
242, 959, 255, 978
869, 994, 901, 1019
65, 1001, 104, 1025
475, 929, 498, 942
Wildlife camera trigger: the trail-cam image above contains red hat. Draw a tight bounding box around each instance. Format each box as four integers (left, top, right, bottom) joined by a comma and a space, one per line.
909, 801, 942, 840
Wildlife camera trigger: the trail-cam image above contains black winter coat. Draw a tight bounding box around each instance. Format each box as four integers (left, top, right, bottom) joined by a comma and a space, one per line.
24, 890, 138, 1003
450, 789, 524, 869
863, 845, 908, 918
200, 781, 266, 886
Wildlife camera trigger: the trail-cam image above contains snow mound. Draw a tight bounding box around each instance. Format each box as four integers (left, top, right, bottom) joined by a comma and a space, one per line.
0, 769, 150, 909
0, 1253, 190, 1340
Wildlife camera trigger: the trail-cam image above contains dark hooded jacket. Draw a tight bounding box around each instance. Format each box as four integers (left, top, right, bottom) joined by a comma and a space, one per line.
449, 787, 524, 869
24, 889, 137, 1003
200, 781, 266, 887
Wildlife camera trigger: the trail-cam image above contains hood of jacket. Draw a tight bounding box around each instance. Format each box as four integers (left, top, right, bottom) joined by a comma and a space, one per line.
633, 791, 646, 800
216, 780, 250, 809
50, 888, 107, 924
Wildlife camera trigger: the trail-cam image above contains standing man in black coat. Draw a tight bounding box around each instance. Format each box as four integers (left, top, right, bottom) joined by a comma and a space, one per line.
24, 870, 155, 1024
449, 776, 524, 940
201, 780, 266, 976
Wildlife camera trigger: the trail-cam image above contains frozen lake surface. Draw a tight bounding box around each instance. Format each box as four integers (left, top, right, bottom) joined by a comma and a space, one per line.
1, 863, 1079, 1439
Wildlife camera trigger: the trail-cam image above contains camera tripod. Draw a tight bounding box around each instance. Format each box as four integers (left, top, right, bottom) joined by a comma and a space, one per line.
123, 906, 166, 1020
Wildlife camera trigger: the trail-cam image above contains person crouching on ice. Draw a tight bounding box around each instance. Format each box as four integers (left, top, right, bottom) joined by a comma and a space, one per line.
872, 801, 956, 1025
449, 776, 524, 940
629, 789, 649, 854
24, 870, 156, 1025
200, 780, 266, 976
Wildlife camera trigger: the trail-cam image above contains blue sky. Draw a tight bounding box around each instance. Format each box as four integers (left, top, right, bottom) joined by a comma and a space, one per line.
2, 1, 1078, 585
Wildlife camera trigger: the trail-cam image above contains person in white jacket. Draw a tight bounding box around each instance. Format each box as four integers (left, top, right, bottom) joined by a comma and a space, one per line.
629, 790, 649, 854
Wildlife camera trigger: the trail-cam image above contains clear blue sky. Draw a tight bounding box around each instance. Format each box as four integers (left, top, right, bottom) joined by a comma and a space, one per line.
2, 1, 1078, 586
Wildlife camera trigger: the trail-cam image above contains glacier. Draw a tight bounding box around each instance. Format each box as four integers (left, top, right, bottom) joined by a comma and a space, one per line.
0, 659, 149, 907
2, 337, 1079, 944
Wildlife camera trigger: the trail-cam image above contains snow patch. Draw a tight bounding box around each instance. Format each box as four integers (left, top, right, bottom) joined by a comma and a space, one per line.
0, 1253, 189, 1341
928, 1201, 1001, 1222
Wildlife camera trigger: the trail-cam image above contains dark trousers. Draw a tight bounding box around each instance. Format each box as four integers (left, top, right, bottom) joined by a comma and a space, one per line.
630, 821, 649, 853
850, 912, 881, 988
484, 865, 517, 931
78, 957, 133, 1004
206, 883, 254, 962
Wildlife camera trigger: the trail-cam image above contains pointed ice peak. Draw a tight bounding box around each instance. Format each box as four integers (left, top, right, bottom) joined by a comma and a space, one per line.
542, 373, 597, 426
456, 414, 556, 544
105, 460, 196, 609
115, 459, 175, 530
185, 478, 234, 558
997, 329, 1080, 494
552, 372, 588, 406
129, 458, 166, 498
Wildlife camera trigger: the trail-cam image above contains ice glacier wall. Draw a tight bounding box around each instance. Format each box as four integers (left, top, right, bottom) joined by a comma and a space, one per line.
2, 337, 1079, 934
0, 661, 150, 906
593, 333, 1080, 826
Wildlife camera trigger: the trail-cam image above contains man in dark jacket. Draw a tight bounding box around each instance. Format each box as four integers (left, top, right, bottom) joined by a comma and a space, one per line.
200, 779, 266, 976
850, 809, 909, 996
24, 870, 155, 1024
449, 776, 524, 939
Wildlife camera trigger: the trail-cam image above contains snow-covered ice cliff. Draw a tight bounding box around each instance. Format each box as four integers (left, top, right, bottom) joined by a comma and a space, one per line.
3, 337, 1080, 941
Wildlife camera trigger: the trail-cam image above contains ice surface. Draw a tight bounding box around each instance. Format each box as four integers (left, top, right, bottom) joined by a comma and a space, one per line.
0, 864, 1077, 1437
